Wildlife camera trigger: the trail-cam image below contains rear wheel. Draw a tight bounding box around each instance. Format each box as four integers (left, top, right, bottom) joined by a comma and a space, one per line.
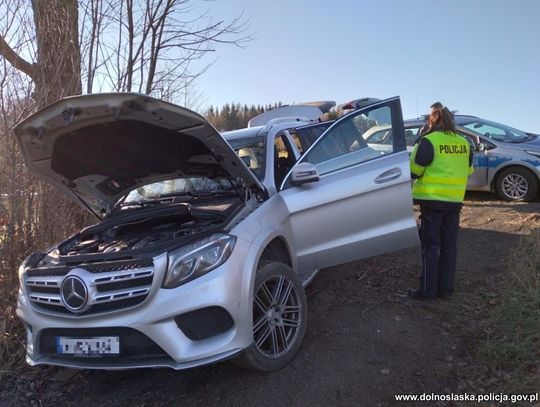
496, 167, 538, 202
234, 261, 307, 371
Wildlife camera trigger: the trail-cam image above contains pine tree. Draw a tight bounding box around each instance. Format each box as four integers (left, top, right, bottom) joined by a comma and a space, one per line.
204, 101, 283, 131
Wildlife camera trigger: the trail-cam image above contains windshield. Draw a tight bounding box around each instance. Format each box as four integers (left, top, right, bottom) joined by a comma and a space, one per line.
460, 118, 530, 143
122, 177, 234, 204
227, 136, 266, 180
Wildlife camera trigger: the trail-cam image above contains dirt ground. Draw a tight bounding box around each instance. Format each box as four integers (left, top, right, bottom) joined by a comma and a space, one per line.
2, 192, 540, 407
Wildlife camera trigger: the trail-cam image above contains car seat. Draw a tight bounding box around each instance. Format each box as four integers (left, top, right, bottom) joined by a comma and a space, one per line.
274, 147, 295, 188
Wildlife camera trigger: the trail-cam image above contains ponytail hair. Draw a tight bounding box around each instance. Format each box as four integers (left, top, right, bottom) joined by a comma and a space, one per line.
428, 106, 455, 133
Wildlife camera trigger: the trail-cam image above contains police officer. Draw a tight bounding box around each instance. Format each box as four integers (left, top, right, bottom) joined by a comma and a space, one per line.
409, 105, 474, 300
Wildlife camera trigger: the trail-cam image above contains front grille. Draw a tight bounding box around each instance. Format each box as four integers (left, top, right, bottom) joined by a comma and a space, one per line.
39, 327, 171, 361
26, 267, 69, 278
25, 259, 154, 316
175, 306, 234, 340
83, 259, 154, 273
27, 259, 154, 277
37, 296, 150, 316
96, 276, 153, 292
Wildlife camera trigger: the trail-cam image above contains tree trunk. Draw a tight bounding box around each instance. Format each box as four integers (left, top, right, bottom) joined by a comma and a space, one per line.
31, 0, 82, 107
30, 0, 86, 244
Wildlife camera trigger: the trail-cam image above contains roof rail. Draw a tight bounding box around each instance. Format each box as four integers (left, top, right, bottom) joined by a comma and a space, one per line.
263, 116, 314, 132
248, 102, 334, 127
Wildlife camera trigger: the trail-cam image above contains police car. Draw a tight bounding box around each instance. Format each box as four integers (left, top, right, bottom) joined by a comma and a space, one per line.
363, 115, 540, 201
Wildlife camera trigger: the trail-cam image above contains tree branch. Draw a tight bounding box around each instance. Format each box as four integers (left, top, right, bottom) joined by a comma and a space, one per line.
0, 35, 35, 78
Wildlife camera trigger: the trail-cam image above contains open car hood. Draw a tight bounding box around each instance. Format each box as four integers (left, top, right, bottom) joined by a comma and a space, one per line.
14, 93, 266, 217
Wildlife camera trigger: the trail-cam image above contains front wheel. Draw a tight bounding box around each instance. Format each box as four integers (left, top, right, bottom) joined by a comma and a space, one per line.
496, 167, 538, 202
234, 261, 307, 371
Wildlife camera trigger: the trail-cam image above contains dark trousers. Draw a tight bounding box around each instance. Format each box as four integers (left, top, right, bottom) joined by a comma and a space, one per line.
418, 201, 461, 298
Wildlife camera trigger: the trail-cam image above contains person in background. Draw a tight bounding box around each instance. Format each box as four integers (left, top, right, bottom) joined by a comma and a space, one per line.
409, 105, 474, 300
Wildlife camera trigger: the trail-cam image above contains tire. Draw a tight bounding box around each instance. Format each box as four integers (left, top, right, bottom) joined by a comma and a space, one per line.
234, 261, 307, 371
496, 167, 538, 202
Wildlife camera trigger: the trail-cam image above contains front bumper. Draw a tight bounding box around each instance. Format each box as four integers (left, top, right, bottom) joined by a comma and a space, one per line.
16, 237, 255, 370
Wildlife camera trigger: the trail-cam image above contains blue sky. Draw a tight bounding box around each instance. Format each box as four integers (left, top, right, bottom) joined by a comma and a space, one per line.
194, 0, 540, 133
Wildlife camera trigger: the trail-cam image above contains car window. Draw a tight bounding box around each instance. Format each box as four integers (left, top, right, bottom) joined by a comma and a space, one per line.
228, 136, 266, 180
367, 126, 420, 148
291, 133, 304, 153
365, 127, 392, 144
459, 132, 477, 149
405, 128, 420, 146
123, 177, 233, 203
274, 135, 296, 187
292, 121, 334, 153
461, 119, 528, 143
302, 104, 401, 175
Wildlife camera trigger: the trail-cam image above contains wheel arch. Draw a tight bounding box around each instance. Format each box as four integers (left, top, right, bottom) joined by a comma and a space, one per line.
258, 236, 293, 267
491, 162, 540, 191
241, 233, 297, 311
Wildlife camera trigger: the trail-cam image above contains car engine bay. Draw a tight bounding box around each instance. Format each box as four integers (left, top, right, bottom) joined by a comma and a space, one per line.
56, 199, 241, 257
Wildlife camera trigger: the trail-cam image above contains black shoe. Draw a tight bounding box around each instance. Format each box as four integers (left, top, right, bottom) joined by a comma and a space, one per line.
437, 290, 453, 300
408, 289, 433, 301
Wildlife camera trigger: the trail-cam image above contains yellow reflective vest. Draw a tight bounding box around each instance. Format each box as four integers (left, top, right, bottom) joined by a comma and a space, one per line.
410, 131, 474, 203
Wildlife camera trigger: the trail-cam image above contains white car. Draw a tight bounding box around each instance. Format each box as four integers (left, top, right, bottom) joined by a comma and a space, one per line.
15, 93, 418, 371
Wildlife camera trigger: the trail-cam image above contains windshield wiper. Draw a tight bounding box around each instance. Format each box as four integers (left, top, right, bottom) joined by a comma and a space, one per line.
118, 189, 237, 210
118, 200, 163, 208
158, 189, 237, 198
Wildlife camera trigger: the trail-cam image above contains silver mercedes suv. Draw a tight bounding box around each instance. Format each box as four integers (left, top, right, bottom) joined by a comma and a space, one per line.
15, 93, 418, 371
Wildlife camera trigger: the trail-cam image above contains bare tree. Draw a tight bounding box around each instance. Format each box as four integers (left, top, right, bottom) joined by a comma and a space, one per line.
2, 0, 250, 105
77, 0, 251, 102
0, 0, 81, 108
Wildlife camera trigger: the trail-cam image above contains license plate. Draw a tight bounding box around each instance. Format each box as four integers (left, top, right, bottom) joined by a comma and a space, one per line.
56, 336, 120, 356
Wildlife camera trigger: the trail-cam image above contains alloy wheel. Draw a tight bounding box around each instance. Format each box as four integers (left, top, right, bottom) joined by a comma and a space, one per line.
253, 275, 302, 359
501, 173, 528, 199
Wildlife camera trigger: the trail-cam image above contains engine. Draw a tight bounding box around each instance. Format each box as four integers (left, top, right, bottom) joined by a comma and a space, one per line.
58, 203, 228, 256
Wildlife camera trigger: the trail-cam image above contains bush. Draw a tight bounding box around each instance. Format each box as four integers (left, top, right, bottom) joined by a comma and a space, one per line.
0, 77, 86, 387
478, 228, 540, 392
0, 276, 26, 386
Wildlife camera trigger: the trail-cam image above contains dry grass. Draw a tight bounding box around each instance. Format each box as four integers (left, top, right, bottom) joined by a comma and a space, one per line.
478, 228, 540, 393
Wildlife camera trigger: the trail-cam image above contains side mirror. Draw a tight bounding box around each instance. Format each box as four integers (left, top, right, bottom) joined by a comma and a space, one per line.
476, 142, 486, 152
291, 162, 320, 186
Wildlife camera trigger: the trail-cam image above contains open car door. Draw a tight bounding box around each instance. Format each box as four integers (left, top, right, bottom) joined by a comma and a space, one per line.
279, 97, 419, 272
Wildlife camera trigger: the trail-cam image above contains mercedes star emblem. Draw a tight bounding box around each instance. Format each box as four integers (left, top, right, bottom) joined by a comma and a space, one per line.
61, 275, 88, 312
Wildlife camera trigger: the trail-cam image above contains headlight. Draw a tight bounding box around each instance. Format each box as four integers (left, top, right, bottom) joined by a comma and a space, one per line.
525, 150, 540, 159
162, 233, 236, 288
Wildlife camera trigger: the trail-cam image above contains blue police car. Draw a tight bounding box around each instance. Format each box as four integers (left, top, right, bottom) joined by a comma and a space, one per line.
364, 115, 540, 201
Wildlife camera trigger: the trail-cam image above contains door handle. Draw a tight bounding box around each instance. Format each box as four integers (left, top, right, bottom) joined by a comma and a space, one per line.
374, 168, 402, 184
